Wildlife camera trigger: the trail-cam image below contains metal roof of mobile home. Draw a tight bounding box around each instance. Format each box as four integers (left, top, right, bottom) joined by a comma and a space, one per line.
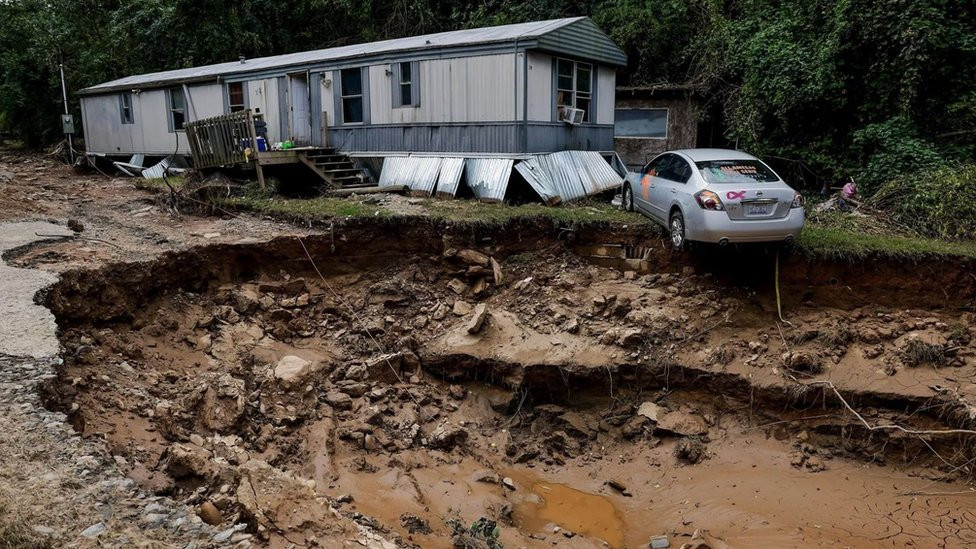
82, 17, 626, 95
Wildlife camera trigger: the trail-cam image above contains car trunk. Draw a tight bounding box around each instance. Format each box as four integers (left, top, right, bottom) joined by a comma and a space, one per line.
715, 185, 795, 220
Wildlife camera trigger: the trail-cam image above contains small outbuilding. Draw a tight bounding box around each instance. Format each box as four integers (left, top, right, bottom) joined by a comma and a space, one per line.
613, 85, 704, 170
79, 17, 629, 203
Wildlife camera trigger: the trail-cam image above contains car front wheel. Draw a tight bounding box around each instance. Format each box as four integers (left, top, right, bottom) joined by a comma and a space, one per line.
669, 210, 685, 251
623, 184, 634, 212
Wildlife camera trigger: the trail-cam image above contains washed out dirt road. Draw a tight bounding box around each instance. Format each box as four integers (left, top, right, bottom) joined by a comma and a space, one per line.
2, 149, 976, 548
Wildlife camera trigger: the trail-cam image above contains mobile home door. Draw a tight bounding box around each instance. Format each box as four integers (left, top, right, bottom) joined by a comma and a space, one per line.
287, 73, 312, 145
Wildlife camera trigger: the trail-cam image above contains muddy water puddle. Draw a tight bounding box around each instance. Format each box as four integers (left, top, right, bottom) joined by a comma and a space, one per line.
509, 471, 626, 547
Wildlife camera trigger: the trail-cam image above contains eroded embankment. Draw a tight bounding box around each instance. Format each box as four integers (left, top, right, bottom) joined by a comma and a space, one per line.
40, 219, 976, 548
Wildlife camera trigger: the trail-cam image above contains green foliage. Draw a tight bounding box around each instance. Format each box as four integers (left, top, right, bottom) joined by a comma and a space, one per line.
867, 164, 976, 241
850, 117, 945, 194
0, 0, 973, 194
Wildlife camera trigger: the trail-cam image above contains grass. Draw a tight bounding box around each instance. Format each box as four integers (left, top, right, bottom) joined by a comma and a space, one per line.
138, 178, 976, 260
224, 195, 388, 219
797, 223, 976, 260
420, 198, 652, 226
134, 176, 186, 193
0, 498, 49, 549
901, 339, 949, 368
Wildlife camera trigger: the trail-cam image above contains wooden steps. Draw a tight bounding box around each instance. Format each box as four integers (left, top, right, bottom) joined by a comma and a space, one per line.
296, 148, 371, 189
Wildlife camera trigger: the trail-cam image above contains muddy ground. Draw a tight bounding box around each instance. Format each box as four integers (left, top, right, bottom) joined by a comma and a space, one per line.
3, 150, 976, 548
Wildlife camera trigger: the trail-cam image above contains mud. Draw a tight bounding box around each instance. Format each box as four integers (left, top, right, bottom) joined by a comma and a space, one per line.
36, 219, 976, 549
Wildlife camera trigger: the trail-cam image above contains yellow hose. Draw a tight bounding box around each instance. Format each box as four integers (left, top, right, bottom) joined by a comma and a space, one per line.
775, 248, 792, 326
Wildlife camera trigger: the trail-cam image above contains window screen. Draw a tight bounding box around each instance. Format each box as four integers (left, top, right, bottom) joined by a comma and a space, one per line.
341, 68, 364, 124
555, 59, 592, 122
169, 88, 185, 131
228, 82, 245, 112
614, 109, 668, 138
119, 93, 134, 124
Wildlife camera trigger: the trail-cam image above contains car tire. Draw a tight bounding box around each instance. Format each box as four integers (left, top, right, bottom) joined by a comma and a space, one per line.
669, 210, 685, 251
623, 184, 634, 212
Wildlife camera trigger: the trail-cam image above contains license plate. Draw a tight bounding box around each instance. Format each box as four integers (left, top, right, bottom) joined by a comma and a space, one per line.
747, 204, 770, 215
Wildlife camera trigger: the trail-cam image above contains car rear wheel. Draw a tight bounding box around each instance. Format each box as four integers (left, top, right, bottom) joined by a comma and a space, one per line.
669, 210, 685, 251
623, 184, 634, 212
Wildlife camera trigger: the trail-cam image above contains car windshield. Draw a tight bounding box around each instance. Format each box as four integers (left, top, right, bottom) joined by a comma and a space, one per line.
696, 160, 779, 184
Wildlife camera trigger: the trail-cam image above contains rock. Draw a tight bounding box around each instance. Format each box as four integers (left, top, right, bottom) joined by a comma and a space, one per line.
428, 421, 469, 449
457, 249, 490, 267
365, 352, 405, 382
80, 523, 106, 538
272, 355, 313, 387
431, 302, 450, 321
621, 415, 648, 438
560, 317, 579, 334
675, 437, 707, 464
490, 257, 503, 284
471, 277, 488, 296
606, 479, 632, 497
194, 333, 212, 351
650, 534, 670, 549
67, 218, 85, 233
447, 278, 469, 295
513, 277, 533, 292
236, 460, 331, 532
213, 527, 236, 542
637, 402, 661, 422
325, 391, 353, 411
474, 470, 500, 484
617, 328, 643, 346
198, 502, 222, 526
453, 300, 473, 316
400, 513, 432, 534
467, 303, 490, 334
656, 411, 708, 437
502, 477, 517, 491
233, 287, 261, 314
782, 350, 824, 374
200, 374, 246, 431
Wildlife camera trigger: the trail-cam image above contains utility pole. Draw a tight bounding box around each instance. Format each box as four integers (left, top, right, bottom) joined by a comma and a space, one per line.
57, 47, 75, 164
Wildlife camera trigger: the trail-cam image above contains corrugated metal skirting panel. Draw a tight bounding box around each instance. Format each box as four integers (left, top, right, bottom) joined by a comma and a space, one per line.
437, 158, 465, 198
465, 158, 515, 202
515, 151, 622, 205
379, 155, 463, 197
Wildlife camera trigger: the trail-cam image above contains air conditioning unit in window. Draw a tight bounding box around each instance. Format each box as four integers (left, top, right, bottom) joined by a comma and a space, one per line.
559, 107, 585, 125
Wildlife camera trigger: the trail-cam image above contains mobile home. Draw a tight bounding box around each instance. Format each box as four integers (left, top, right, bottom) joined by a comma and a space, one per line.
80, 17, 628, 202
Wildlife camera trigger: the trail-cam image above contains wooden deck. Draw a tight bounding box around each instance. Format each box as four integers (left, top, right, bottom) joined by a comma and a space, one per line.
185, 111, 372, 190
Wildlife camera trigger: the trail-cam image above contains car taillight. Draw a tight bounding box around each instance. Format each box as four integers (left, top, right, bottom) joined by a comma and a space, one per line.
695, 190, 725, 211
791, 192, 805, 209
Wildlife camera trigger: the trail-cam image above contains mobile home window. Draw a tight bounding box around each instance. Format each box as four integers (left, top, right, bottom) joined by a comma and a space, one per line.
556, 59, 592, 122
614, 108, 668, 138
340, 68, 364, 124
168, 88, 186, 131
119, 92, 134, 124
227, 82, 245, 112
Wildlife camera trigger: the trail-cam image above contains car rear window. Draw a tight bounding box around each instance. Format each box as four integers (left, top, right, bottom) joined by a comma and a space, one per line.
696, 160, 779, 183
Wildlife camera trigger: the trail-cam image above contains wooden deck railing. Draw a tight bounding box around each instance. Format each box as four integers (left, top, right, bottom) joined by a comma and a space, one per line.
185, 109, 262, 170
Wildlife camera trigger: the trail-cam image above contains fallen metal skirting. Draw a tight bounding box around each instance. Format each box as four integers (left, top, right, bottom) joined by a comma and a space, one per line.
375, 150, 621, 204
379, 155, 464, 197
516, 150, 623, 205
465, 158, 514, 202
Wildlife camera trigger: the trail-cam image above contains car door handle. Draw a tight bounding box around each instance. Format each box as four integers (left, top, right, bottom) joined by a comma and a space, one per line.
670, 189, 676, 194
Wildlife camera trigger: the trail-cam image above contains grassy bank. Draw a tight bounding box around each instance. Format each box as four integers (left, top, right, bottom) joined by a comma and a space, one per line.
190, 189, 976, 261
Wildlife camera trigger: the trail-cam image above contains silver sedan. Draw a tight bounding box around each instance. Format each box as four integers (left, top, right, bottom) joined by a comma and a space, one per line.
622, 149, 805, 250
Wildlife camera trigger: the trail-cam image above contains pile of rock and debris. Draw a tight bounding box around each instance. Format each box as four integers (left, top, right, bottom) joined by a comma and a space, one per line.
38, 234, 976, 547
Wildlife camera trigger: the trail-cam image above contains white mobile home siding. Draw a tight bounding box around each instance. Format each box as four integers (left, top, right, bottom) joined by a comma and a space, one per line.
82, 83, 223, 155
526, 52, 553, 122
366, 54, 517, 125
246, 78, 282, 143
596, 65, 616, 125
